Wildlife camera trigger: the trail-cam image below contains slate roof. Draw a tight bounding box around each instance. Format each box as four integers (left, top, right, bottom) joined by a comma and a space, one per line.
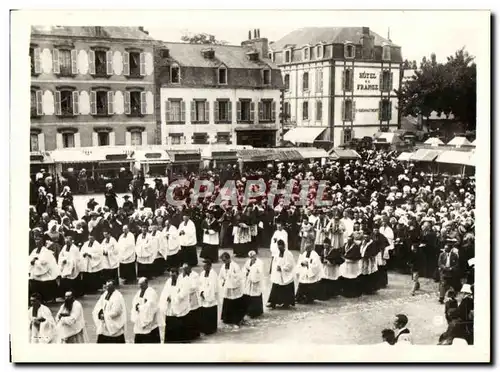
31, 26, 154, 41
271, 27, 397, 50
160, 42, 279, 70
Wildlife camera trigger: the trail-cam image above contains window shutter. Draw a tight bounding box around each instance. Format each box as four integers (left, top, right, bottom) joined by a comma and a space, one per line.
340, 130, 345, 145
379, 73, 383, 92
319, 70, 323, 93
389, 101, 393, 121
56, 133, 63, 149
74, 132, 81, 148
165, 101, 171, 122
191, 101, 196, 122
180, 100, 186, 122
71, 49, 78, 74
341, 100, 345, 121
35, 90, 43, 115
378, 101, 382, 121
250, 101, 255, 123
228, 101, 232, 122
106, 51, 113, 75
89, 50, 96, 75
52, 49, 60, 74
90, 91, 97, 115
123, 52, 130, 76
258, 101, 263, 121
107, 91, 114, 115
34, 48, 42, 74
272, 101, 276, 121
350, 71, 354, 91
140, 91, 147, 115
390, 72, 394, 91
214, 101, 219, 123
109, 132, 116, 146
141, 131, 148, 145
92, 132, 98, 147
236, 101, 241, 121
125, 131, 131, 145
204, 101, 209, 122
54, 91, 62, 115
140, 53, 146, 76
38, 133, 45, 151
342, 71, 346, 91
124, 91, 131, 114
72, 91, 79, 115
352, 101, 356, 121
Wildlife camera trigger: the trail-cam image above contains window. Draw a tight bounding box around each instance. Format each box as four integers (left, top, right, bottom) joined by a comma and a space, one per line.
170, 65, 180, 84
218, 67, 227, 84
381, 70, 393, 92
302, 101, 309, 120
259, 100, 274, 122
94, 50, 108, 76
303, 47, 310, 60
90, 90, 111, 116
302, 72, 309, 91
316, 101, 322, 121
382, 45, 391, 61
215, 100, 231, 122
343, 128, 353, 144
191, 100, 209, 123
344, 44, 355, 59
342, 99, 354, 121
131, 131, 142, 146
130, 91, 142, 116
30, 134, 39, 152
237, 99, 253, 122
263, 69, 271, 85
284, 74, 290, 90
285, 50, 291, 63
316, 69, 323, 93
343, 69, 353, 92
62, 133, 75, 148
379, 99, 392, 121
193, 133, 208, 145
58, 50, 72, 76
29, 47, 38, 75
283, 102, 291, 120
216, 133, 230, 144
98, 132, 109, 146
316, 45, 323, 59
165, 100, 185, 123
30, 90, 37, 117
170, 134, 182, 145
55, 90, 77, 116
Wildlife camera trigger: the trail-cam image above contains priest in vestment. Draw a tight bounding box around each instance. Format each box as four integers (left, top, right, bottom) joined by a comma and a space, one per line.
178, 212, 198, 267
359, 231, 379, 295
101, 229, 120, 286
162, 218, 182, 270
80, 233, 104, 294
117, 225, 137, 284
29, 293, 56, 343
318, 237, 344, 300
55, 291, 88, 343
181, 264, 201, 341
92, 279, 127, 343
135, 224, 156, 279
242, 251, 264, 318
131, 277, 161, 343
270, 222, 288, 257
58, 234, 82, 298
198, 259, 219, 335
219, 252, 246, 328
295, 244, 323, 304
339, 235, 363, 298
200, 212, 220, 263
267, 239, 295, 309
29, 236, 60, 303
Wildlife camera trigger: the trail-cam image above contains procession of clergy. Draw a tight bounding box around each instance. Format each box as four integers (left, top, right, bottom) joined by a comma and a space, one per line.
29, 202, 392, 343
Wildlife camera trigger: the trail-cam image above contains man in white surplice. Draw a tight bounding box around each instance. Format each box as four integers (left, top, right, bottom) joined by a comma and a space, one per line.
58, 234, 81, 297
135, 223, 156, 279
101, 230, 120, 285
242, 251, 264, 318
117, 225, 136, 284
131, 277, 161, 343
270, 222, 288, 257
92, 279, 127, 343
55, 291, 88, 343
80, 234, 104, 294
29, 235, 60, 303
29, 292, 56, 344
162, 218, 182, 269
295, 244, 323, 304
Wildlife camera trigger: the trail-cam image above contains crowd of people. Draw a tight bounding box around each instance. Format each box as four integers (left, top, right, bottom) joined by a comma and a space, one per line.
28, 148, 476, 345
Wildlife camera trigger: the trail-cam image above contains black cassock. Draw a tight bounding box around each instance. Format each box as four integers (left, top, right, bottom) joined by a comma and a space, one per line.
200, 218, 220, 263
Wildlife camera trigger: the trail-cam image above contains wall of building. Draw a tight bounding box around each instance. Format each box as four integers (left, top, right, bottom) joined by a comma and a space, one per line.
160, 87, 281, 146
30, 36, 155, 151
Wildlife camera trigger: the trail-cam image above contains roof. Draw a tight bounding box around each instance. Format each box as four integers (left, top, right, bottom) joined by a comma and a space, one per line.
410, 149, 443, 162
295, 147, 329, 159
329, 148, 361, 160
237, 148, 303, 162
375, 132, 403, 144
31, 26, 154, 41
283, 127, 326, 144
271, 27, 396, 51
396, 152, 413, 162
160, 42, 279, 70
436, 150, 474, 166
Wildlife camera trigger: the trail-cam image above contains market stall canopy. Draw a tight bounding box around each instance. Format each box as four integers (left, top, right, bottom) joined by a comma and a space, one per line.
410, 148, 443, 162
167, 149, 202, 163
396, 152, 413, 162
328, 148, 361, 160
436, 150, 473, 166
295, 147, 329, 159
447, 136, 472, 147
424, 137, 444, 146
374, 132, 403, 144
30, 151, 54, 164
238, 148, 303, 162
134, 150, 171, 164
283, 127, 326, 144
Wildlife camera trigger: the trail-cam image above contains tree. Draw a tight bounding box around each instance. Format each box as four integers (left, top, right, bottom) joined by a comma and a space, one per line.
396, 48, 476, 131
180, 32, 228, 45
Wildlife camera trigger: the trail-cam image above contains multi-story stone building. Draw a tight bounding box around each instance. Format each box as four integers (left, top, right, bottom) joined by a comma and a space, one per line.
30, 26, 156, 155
155, 30, 283, 149
270, 27, 403, 147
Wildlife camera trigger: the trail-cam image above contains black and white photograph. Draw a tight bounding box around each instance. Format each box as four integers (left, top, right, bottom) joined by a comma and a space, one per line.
9, 8, 490, 363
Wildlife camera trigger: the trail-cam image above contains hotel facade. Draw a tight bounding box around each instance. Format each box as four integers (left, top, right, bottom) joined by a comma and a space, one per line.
270, 27, 403, 147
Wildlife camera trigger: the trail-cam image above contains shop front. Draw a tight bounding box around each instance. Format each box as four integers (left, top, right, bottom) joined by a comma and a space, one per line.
133, 150, 171, 179
235, 129, 277, 148
29, 152, 55, 179
167, 150, 202, 178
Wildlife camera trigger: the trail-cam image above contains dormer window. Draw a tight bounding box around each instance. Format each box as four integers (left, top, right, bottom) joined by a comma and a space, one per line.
247, 52, 259, 61
218, 67, 227, 85
344, 43, 355, 59
202, 48, 215, 59
316, 45, 323, 59
262, 68, 271, 85
382, 44, 391, 61
170, 64, 180, 84
285, 49, 291, 63
268, 52, 274, 62
303, 47, 310, 61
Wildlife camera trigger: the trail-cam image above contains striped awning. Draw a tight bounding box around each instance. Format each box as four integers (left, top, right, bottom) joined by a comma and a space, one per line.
410, 149, 443, 162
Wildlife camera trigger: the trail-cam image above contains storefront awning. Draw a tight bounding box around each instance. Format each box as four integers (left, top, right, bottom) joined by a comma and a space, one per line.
283, 127, 326, 144
410, 149, 443, 162
134, 150, 171, 164
30, 152, 54, 164
328, 148, 361, 160
295, 147, 329, 159
396, 152, 413, 162
238, 148, 304, 162
436, 150, 473, 166
167, 150, 202, 163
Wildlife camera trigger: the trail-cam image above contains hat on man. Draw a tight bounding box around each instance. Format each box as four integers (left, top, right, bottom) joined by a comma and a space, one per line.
460, 284, 473, 294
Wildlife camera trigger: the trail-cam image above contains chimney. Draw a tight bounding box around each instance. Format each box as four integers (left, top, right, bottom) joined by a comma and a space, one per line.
95, 26, 103, 37
362, 27, 370, 36
257, 29, 260, 38
138, 26, 149, 35
361, 26, 374, 59
241, 30, 269, 60
254, 29, 257, 38
248, 30, 252, 40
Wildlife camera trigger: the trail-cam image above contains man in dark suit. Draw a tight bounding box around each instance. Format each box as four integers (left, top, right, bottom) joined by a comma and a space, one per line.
437, 242, 460, 303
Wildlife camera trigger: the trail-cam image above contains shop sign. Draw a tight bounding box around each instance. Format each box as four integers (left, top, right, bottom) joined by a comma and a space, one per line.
175, 153, 201, 162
